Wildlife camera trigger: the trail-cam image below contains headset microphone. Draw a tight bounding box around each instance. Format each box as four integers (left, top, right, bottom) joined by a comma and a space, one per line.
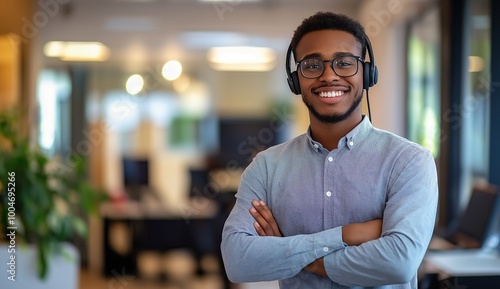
362, 35, 378, 123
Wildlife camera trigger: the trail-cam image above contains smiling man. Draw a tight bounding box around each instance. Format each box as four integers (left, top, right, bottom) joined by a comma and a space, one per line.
221, 12, 438, 289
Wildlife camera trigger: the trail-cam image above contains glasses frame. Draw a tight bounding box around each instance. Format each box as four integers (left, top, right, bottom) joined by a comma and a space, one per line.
296, 55, 364, 79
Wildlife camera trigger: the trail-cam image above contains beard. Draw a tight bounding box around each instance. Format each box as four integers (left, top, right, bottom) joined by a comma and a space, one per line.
302, 91, 363, 124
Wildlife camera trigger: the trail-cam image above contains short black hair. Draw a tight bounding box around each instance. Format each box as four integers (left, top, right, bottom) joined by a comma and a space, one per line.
290, 11, 367, 59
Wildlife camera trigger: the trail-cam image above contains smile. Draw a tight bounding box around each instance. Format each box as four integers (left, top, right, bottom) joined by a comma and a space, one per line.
318, 91, 346, 98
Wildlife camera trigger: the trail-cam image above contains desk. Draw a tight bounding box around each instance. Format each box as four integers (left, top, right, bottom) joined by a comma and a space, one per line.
100, 199, 230, 287
422, 249, 500, 289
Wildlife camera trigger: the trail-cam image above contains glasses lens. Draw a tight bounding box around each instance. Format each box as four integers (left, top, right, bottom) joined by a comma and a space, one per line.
299, 58, 324, 78
333, 56, 358, 77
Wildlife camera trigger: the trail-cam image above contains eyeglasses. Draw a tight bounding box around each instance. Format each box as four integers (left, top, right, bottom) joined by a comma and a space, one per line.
296, 55, 364, 79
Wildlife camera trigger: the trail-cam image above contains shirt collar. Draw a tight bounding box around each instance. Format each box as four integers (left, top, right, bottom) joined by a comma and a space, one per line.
306, 115, 373, 152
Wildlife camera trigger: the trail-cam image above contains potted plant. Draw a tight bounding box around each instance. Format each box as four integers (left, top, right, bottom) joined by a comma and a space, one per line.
0, 109, 107, 288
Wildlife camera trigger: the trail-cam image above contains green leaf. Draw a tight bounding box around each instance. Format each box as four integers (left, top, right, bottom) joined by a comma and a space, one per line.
72, 216, 88, 237
38, 240, 48, 279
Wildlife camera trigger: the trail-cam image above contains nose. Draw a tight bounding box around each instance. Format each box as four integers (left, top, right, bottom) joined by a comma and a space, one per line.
318, 61, 340, 82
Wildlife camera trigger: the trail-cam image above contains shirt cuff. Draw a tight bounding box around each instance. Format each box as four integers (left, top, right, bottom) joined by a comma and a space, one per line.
311, 226, 346, 258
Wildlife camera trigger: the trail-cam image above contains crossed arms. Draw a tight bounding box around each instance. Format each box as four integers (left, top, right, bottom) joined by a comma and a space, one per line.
250, 199, 382, 277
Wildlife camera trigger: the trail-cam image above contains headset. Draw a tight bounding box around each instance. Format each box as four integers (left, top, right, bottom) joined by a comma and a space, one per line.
285, 32, 379, 121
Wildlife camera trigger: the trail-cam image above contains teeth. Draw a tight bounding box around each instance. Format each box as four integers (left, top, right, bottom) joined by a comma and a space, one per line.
319, 91, 345, 98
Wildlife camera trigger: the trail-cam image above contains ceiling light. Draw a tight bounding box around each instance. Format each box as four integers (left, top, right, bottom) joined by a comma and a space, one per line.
43, 41, 109, 61
162, 60, 183, 81
43, 41, 65, 57
126, 74, 144, 95
207, 46, 276, 71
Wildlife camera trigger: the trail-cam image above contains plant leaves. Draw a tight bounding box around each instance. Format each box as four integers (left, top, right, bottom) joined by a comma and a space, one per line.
0, 108, 108, 280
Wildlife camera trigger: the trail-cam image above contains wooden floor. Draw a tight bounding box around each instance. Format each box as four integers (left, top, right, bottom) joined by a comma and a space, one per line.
79, 252, 279, 289
79, 268, 226, 289
79, 269, 279, 289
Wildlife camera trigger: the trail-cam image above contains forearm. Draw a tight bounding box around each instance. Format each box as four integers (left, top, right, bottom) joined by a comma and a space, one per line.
342, 219, 382, 246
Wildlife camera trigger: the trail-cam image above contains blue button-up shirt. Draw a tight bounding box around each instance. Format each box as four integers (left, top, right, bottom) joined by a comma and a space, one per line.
221, 116, 439, 288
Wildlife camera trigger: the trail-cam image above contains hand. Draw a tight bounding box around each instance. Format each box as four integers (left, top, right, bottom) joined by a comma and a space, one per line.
304, 219, 382, 277
304, 258, 328, 277
342, 218, 382, 246
249, 200, 282, 237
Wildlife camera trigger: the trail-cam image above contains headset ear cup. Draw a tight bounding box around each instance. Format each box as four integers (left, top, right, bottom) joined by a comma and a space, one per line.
288, 71, 301, 95
363, 61, 379, 89
285, 44, 301, 95
372, 65, 378, 86
363, 62, 371, 90
287, 77, 296, 94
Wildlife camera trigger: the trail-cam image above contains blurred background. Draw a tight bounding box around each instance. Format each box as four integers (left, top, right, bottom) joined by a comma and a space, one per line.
1, 0, 499, 288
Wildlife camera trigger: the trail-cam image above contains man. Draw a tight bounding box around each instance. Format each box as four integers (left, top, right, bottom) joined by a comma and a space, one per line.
221, 11, 438, 288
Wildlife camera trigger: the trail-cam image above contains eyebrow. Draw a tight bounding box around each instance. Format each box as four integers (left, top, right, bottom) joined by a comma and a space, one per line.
299, 51, 359, 61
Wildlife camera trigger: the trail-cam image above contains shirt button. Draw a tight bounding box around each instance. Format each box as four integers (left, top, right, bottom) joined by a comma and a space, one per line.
314, 144, 319, 149
328, 156, 333, 162
323, 247, 329, 252
349, 141, 354, 146
326, 191, 332, 197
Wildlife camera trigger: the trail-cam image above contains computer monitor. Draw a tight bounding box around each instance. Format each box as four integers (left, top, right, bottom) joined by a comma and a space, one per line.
122, 158, 149, 200
188, 168, 213, 198
213, 118, 284, 168
448, 183, 499, 249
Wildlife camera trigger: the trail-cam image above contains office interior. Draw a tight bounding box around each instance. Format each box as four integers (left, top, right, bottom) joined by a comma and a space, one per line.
1, 0, 500, 288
